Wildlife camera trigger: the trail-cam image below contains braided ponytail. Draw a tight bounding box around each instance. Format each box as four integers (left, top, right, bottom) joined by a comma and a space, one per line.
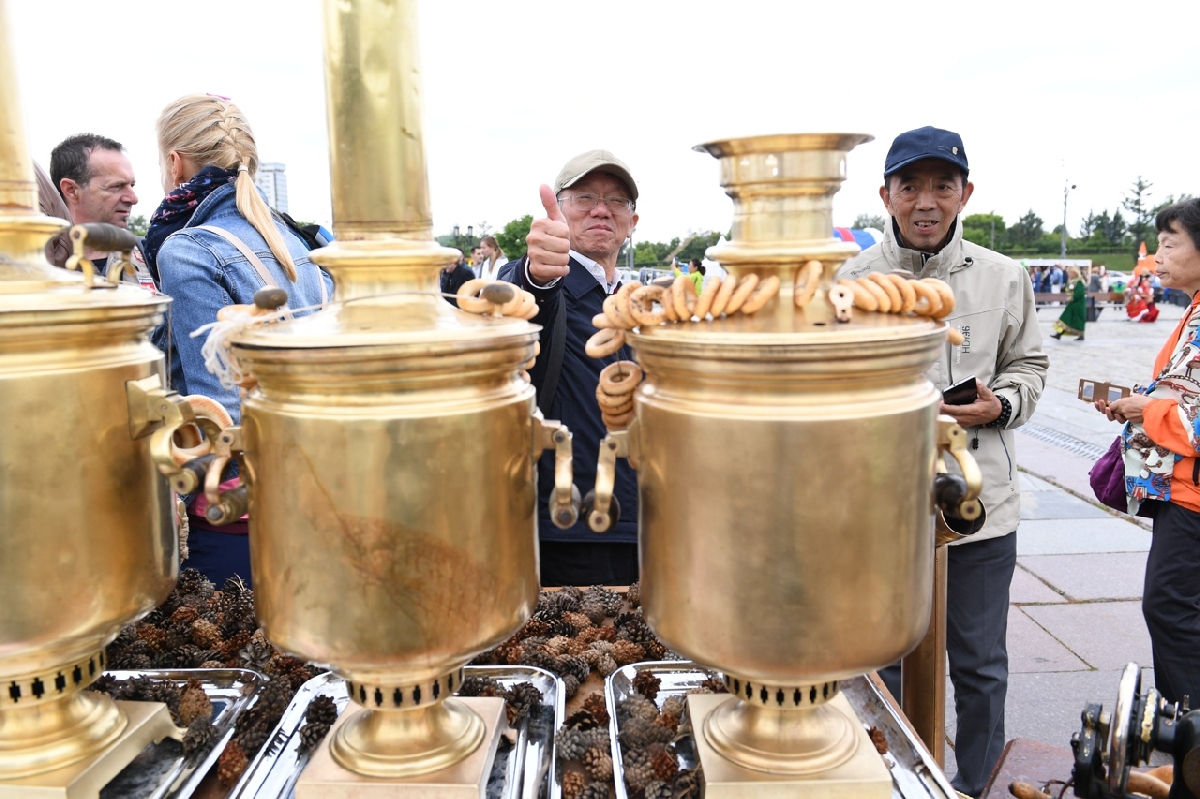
156, 94, 299, 281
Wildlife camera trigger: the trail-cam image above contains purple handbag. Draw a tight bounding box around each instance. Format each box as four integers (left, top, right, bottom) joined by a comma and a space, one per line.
1090, 436, 1128, 512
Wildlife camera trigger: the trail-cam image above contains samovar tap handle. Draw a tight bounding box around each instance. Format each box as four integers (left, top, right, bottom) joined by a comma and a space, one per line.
585, 430, 630, 533
66, 223, 139, 288
935, 415, 983, 521
537, 419, 582, 529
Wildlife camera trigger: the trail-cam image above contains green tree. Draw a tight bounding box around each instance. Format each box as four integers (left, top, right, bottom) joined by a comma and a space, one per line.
494, 215, 532, 260
677, 231, 721, 264
1008, 210, 1044, 249
852, 213, 887, 231
962, 213, 1006, 250
1122, 176, 1155, 258
127, 214, 149, 237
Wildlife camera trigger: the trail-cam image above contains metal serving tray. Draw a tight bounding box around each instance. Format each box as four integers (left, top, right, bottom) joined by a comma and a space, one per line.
97, 667, 267, 799
605, 661, 959, 799
229, 665, 566, 799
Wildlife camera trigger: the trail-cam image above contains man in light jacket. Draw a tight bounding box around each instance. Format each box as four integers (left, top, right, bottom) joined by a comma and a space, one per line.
839, 126, 1048, 798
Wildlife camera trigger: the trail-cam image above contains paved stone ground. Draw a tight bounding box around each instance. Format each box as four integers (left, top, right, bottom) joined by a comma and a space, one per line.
936, 301, 1187, 784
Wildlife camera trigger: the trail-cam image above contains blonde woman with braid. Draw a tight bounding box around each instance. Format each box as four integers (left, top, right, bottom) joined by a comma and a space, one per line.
144, 93, 332, 586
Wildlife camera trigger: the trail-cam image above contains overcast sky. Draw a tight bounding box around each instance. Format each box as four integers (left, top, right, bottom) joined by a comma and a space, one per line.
9, 1, 1200, 245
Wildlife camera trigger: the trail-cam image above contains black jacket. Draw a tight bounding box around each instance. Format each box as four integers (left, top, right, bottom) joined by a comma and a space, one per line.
506, 256, 639, 544
440, 262, 475, 306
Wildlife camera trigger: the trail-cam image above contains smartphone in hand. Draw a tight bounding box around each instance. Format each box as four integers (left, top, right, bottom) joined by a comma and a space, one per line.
942, 375, 979, 406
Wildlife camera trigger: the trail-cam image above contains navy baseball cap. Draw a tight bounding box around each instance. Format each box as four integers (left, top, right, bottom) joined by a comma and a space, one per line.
884, 126, 969, 178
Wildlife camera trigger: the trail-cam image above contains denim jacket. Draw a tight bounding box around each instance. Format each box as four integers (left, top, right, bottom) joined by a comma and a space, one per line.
155, 183, 333, 423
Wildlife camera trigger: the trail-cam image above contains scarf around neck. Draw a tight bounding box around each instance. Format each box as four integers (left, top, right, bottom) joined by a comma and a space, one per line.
143, 165, 239, 280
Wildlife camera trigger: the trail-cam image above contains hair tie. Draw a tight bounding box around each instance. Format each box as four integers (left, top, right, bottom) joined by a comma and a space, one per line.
238, 164, 249, 173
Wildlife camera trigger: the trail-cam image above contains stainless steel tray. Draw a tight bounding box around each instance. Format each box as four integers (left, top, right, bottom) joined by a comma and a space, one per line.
605, 662, 959, 799
229, 665, 566, 799
97, 667, 267, 799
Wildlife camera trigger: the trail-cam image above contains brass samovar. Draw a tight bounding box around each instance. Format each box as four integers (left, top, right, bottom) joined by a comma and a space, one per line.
589, 134, 982, 796
181, 0, 579, 793
0, 1, 205, 794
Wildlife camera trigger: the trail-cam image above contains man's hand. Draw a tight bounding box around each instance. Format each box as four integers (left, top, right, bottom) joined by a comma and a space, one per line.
525, 184, 571, 286
1095, 394, 1151, 424
940, 381, 1004, 428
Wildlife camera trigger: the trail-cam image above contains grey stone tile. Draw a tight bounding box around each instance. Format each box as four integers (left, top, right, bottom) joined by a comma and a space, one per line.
1008, 607, 1090, 673
1020, 490, 1110, 520
1010, 565, 1067, 605
1005, 668, 1149, 748
1020, 552, 1147, 601
1018, 472, 1058, 492
1017, 518, 1151, 556
1022, 602, 1152, 670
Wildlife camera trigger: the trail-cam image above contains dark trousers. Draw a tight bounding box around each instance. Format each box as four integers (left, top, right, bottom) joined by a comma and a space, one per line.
1143, 502, 1200, 706
879, 533, 1017, 798
186, 527, 253, 590
538, 540, 639, 587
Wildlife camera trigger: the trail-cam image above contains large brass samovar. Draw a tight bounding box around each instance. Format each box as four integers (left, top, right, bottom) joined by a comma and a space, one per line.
185, 0, 577, 792
0, 1, 192, 794
590, 134, 981, 796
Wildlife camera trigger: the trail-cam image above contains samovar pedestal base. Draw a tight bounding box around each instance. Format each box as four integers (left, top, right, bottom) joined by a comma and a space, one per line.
0, 700, 179, 799
689, 694, 892, 799
297, 697, 505, 799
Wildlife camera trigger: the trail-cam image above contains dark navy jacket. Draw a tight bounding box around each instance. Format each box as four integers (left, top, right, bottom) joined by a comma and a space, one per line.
504, 256, 639, 544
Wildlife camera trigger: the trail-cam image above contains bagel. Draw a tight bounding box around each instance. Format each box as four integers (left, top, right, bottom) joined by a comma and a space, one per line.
839, 278, 878, 311
725, 274, 760, 315
924, 278, 956, 318
456, 279, 492, 314
671, 275, 697, 320
910, 279, 943, 317
592, 312, 618, 329
171, 395, 234, 465
868, 272, 903, 310
886, 272, 917, 313
516, 291, 539, 319
595, 387, 634, 413
599, 361, 643, 394
630, 285, 666, 326
739, 274, 780, 314
794, 260, 823, 308
710, 276, 738, 316
693, 277, 720, 319
601, 408, 635, 429
858, 277, 891, 312
585, 328, 626, 358
603, 294, 636, 329
946, 327, 965, 345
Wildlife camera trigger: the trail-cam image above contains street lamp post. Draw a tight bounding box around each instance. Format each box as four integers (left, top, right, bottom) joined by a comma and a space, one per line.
1062, 181, 1076, 262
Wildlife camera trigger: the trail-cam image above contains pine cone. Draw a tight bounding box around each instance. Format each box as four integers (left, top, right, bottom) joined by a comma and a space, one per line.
113, 625, 138, 648
597, 654, 618, 677
306, 695, 339, 726
493, 640, 526, 665
622, 748, 655, 792
235, 717, 270, 754
518, 619, 550, 640
170, 605, 199, 626
582, 744, 613, 782
618, 716, 675, 749
673, 768, 700, 799
611, 641, 645, 666
699, 678, 728, 694
645, 781, 671, 799
650, 745, 678, 783
182, 718, 217, 756
561, 611, 594, 633
239, 641, 274, 672
617, 695, 659, 723
626, 581, 641, 608
556, 654, 590, 684
254, 678, 293, 726
562, 770, 587, 799
179, 679, 213, 726
643, 639, 668, 661
544, 636, 573, 657
660, 695, 686, 719
655, 710, 680, 730
218, 630, 254, 663
565, 710, 601, 731
584, 585, 624, 616
582, 693, 610, 726
555, 727, 590, 761
578, 598, 608, 625
520, 648, 558, 673
562, 674, 580, 699
459, 675, 502, 697
505, 681, 543, 726
191, 619, 222, 649
216, 740, 249, 787
297, 721, 331, 754
594, 626, 617, 643
113, 653, 152, 670
580, 782, 609, 799
632, 671, 661, 701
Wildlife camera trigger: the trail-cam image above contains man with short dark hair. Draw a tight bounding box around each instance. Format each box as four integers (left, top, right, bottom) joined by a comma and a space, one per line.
440, 248, 474, 307
506, 150, 640, 586
49, 133, 155, 290
839, 126, 1047, 798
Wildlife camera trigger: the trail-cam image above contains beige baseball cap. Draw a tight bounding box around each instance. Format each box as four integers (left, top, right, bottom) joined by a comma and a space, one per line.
553, 149, 638, 202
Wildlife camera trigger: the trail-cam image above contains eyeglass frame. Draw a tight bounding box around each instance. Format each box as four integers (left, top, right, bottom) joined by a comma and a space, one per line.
1077, 378, 1133, 404
557, 191, 636, 216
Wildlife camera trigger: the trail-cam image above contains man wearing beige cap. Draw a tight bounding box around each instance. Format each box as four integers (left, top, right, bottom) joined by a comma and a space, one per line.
504, 149, 640, 586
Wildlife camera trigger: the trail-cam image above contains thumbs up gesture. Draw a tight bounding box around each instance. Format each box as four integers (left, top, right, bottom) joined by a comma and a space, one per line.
526, 184, 571, 285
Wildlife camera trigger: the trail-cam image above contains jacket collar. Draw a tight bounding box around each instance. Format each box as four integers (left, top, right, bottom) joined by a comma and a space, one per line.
563, 255, 611, 298
883, 216, 968, 280
184, 182, 237, 229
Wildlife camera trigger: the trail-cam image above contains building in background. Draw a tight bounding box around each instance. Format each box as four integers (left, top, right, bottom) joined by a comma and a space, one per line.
255, 162, 288, 214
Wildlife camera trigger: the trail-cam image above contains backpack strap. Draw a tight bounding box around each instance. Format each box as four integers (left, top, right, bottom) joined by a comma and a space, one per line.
195, 225, 327, 316
538, 291, 567, 418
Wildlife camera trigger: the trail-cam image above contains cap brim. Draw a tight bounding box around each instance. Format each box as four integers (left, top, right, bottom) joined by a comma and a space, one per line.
559, 165, 638, 202
885, 154, 968, 177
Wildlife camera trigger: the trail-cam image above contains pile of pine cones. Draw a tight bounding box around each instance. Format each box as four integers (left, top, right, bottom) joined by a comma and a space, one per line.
95, 568, 324, 786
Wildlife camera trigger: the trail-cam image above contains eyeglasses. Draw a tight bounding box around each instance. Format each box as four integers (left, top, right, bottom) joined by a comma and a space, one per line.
561, 193, 635, 215
1077, 379, 1132, 404
888, 178, 962, 203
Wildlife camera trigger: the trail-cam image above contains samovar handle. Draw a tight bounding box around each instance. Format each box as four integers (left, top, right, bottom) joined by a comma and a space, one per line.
935, 416, 983, 521
66, 223, 139, 287
585, 430, 630, 533
536, 418, 582, 529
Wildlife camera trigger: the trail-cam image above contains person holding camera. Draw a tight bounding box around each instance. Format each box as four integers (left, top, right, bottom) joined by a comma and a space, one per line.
839, 126, 1047, 797
1093, 198, 1200, 710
